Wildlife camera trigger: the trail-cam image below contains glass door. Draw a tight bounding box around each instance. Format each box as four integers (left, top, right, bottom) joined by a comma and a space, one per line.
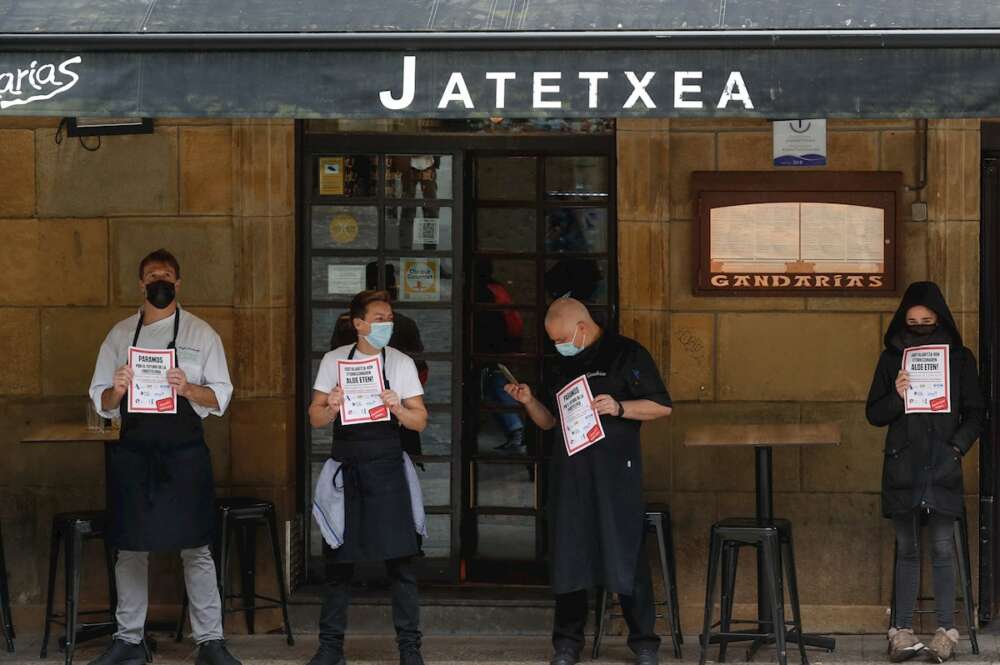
462, 151, 616, 583
300, 140, 463, 582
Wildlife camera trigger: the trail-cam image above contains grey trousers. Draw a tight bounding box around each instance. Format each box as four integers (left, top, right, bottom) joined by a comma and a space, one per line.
892, 511, 957, 630
114, 547, 224, 645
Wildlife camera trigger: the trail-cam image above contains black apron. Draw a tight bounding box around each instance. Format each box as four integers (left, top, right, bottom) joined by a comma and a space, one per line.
328, 345, 419, 563
547, 334, 672, 595
107, 309, 216, 552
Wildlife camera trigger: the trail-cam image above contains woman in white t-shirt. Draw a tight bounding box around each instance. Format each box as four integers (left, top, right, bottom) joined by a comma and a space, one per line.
307, 290, 428, 665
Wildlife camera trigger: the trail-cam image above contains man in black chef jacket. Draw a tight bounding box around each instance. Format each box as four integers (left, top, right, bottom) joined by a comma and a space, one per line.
505, 297, 673, 665
87, 249, 239, 665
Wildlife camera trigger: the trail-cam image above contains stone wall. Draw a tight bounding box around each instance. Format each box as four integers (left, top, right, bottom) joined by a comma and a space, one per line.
618, 119, 982, 633
0, 118, 296, 631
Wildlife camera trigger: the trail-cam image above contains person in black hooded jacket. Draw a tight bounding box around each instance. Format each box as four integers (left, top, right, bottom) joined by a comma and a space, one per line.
866, 281, 985, 662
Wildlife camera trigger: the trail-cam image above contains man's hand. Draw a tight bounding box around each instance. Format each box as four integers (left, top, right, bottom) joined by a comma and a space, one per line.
381, 389, 402, 411
167, 368, 190, 397
895, 370, 910, 399
504, 383, 534, 405
592, 394, 621, 417
327, 386, 344, 411
112, 364, 133, 396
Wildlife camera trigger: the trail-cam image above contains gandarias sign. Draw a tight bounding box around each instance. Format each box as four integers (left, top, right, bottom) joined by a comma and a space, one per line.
4, 48, 1000, 118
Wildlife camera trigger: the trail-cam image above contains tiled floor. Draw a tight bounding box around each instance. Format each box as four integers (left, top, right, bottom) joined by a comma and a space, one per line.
1, 632, 998, 665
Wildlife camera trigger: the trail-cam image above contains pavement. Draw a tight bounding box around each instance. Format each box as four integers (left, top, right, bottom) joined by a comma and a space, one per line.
1, 632, 999, 665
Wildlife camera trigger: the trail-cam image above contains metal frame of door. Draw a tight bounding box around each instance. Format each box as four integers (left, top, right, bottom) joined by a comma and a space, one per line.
295, 128, 616, 585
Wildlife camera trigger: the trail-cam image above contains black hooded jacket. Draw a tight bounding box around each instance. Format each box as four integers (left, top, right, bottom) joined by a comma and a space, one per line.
866, 281, 986, 518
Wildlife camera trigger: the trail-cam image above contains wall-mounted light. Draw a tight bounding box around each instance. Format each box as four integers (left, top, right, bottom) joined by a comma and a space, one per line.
64, 117, 154, 137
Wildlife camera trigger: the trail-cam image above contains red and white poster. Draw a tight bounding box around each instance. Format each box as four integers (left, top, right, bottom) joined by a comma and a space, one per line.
902, 344, 951, 414
556, 375, 606, 456
127, 346, 177, 414
337, 356, 391, 425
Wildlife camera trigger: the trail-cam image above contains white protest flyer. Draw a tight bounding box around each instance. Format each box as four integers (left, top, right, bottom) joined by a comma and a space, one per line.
337, 356, 391, 425
127, 347, 177, 414
902, 344, 951, 414
556, 375, 606, 456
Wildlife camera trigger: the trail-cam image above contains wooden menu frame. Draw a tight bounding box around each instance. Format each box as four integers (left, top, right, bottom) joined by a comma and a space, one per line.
692, 171, 902, 296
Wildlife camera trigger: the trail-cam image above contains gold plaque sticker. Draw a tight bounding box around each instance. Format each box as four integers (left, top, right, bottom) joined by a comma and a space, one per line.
319, 157, 345, 196
328, 212, 359, 245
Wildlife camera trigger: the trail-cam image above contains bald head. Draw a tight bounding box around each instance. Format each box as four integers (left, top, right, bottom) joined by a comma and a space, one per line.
545, 297, 601, 351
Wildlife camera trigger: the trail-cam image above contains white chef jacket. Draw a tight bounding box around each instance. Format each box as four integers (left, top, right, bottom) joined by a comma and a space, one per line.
88, 307, 233, 420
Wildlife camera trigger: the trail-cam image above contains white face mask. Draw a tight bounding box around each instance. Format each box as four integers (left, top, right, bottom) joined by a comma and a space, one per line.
555, 326, 586, 357
364, 321, 394, 349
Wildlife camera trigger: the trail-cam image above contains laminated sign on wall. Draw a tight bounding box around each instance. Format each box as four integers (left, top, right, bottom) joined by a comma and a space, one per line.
399, 258, 440, 301
773, 119, 827, 167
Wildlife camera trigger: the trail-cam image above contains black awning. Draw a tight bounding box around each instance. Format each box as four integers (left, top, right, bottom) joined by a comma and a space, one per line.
3, 0, 1000, 118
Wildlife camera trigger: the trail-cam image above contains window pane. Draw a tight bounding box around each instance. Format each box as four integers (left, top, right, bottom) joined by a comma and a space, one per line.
545, 156, 609, 202
312, 205, 378, 250
417, 463, 450, 507
311, 257, 377, 301
423, 514, 451, 558
393, 308, 452, 353
386, 155, 453, 200
316, 155, 377, 198
422, 360, 452, 405
476, 515, 536, 559
476, 411, 530, 457
385, 258, 454, 302
386, 205, 452, 251
544, 208, 608, 253
474, 259, 535, 306
544, 259, 608, 304
476, 157, 536, 201
473, 310, 537, 354
475, 463, 536, 508
476, 208, 536, 253
420, 410, 453, 456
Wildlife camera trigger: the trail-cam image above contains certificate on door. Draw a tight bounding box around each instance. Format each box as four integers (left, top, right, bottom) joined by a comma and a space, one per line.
337, 357, 391, 425
128, 346, 177, 414
903, 344, 951, 414
557, 375, 606, 456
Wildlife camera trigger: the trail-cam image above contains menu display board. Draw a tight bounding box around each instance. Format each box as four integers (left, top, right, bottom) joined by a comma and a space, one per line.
693, 172, 900, 296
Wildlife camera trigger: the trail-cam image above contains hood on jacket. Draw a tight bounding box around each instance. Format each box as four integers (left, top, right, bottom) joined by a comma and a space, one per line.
884, 281, 962, 349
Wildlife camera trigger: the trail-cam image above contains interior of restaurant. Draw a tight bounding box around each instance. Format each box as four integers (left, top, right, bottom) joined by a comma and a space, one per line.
0, 114, 992, 640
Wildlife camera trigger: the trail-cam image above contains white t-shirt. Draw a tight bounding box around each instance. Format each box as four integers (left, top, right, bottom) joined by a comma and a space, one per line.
314, 344, 423, 400
88, 307, 233, 419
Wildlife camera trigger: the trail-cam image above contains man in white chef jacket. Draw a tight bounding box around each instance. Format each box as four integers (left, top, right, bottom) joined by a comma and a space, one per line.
87, 249, 239, 665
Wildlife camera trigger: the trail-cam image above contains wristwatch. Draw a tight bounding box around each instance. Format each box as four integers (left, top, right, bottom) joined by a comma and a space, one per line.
615, 400, 624, 417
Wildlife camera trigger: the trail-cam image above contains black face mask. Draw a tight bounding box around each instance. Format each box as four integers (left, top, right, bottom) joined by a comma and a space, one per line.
907, 323, 937, 336
145, 280, 176, 309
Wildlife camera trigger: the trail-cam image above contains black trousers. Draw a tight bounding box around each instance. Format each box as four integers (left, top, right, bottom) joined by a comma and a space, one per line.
552, 549, 660, 655
317, 556, 422, 655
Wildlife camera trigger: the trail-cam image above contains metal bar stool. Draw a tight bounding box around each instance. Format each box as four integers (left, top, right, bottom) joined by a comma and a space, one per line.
593, 504, 684, 659
0, 522, 15, 653
40, 512, 120, 665
698, 518, 808, 665
175, 497, 293, 645
888, 508, 979, 654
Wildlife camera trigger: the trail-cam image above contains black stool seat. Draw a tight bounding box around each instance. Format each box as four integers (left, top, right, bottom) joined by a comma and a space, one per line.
699, 518, 808, 665
175, 497, 293, 646
889, 508, 979, 655
0, 522, 15, 654
593, 505, 683, 660
41, 511, 118, 665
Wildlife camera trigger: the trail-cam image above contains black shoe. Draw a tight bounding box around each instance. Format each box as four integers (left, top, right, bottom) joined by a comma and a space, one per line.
493, 428, 525, 451
86, 640, 148, 665
549, 649, 580, 665
635, 648, 659, 665
307, 645, 346, 665
399, 650, 424, 665
195, 640, 241, 665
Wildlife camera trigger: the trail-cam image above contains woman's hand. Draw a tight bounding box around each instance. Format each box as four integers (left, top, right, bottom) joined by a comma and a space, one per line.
327, 386, 344, 410
381, 389, 402, 411
895, 370, 910, 399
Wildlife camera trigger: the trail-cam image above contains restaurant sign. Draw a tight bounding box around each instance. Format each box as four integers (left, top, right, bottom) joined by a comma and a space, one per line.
1, 48, 1000, 118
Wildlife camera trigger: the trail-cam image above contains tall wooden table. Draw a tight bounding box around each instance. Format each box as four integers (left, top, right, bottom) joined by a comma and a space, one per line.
683, 423, 841, 655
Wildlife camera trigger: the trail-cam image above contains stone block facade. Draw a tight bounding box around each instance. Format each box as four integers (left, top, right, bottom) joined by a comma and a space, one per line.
619, 118, 983, 633
0, 119, 296, 632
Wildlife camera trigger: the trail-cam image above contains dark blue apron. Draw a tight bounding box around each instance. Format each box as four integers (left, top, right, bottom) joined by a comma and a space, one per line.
328, 345, 418, 563
107, 309, 216, 552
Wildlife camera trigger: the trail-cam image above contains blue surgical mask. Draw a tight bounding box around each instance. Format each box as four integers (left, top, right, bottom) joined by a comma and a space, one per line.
555, 327, 586, 357
364, 321, 394, 349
